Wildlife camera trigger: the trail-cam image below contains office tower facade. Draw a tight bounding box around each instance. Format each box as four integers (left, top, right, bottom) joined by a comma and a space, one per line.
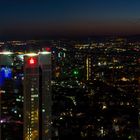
24, 52, 51, 140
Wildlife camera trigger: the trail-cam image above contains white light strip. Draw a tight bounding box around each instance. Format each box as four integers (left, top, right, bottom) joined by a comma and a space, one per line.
0, 51, 51, 56
25, 51, 51, 56
38, 51, 51, 55
0, 51, 13, 55
24, 53, 38, 56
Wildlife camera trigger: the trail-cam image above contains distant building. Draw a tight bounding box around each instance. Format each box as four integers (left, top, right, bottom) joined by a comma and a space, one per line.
0, 52, 23, 139
23, 52, 52, 140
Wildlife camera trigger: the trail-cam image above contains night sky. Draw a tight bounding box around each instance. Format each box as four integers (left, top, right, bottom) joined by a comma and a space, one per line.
0, 0, 140, 39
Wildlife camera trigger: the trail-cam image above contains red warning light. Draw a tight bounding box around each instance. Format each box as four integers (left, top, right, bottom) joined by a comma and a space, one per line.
29, 58, 35, 64
28, 57, 37, 65
46, 47, 51, 52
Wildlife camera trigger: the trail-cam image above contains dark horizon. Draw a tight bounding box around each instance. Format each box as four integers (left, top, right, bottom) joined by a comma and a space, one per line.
1, 33, 140, 41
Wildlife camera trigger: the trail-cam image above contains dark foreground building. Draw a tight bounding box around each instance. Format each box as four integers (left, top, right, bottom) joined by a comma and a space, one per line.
24, 52, 52, 140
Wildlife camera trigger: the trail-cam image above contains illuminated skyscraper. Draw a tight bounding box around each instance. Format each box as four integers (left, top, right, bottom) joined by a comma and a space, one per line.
86, 55, 92, 81
24, 52, 51, 140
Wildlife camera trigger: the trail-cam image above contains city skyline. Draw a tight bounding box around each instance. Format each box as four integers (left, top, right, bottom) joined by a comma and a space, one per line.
0, 39, 139, 139
1, 0, 140, 39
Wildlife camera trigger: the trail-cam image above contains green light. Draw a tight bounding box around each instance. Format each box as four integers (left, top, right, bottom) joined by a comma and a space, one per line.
128, 136, 132, 139
72, 69, 80, 78
73, 70, 78, 75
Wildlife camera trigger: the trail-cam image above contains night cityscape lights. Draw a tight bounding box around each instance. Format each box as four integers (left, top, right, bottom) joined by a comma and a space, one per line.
0, 38, 139, 140
0, 0, 140, 139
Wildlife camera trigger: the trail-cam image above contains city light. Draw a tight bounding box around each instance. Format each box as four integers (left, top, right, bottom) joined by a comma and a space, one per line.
24, 53, 38, 56
28, 57, 37, 65
39, 51, 51, 55
0, 67, 12, 86
0, 38, 139, 140
45, 47, 51, 52
0, 51, 13, 55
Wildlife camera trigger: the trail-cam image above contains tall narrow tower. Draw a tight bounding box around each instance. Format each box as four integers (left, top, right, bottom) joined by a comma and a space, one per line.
24, 51, 51, 140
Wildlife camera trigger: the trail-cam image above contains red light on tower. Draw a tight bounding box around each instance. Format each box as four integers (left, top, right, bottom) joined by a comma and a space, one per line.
29, 58, 35, 64
46, 47, 51, 52
28, 57, 37, 65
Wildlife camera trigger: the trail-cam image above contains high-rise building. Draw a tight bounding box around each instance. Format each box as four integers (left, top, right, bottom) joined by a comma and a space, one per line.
0, 52, 23, 139
24, 52, 52, 140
